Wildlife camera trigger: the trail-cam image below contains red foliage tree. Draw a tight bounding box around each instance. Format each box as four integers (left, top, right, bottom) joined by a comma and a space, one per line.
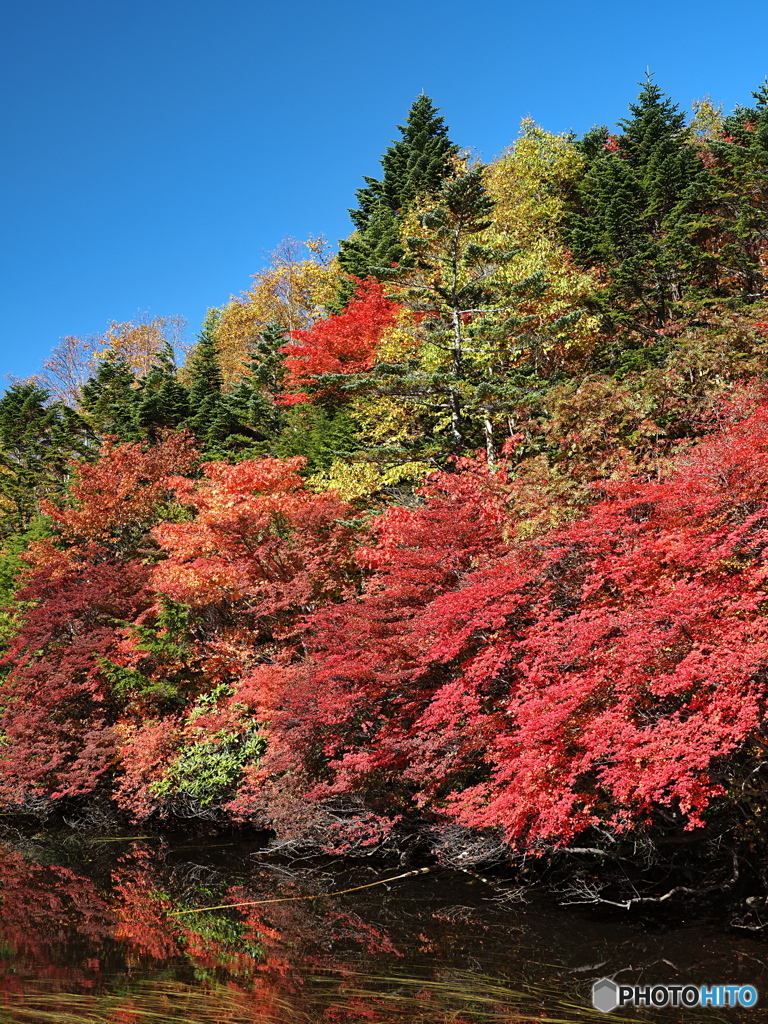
248, 403, 768, 850
279, 279, 399, 404
111, 456, 363, 818
0, 435, 196, 804
228, 461, 513, 824
152, 456, 359, 619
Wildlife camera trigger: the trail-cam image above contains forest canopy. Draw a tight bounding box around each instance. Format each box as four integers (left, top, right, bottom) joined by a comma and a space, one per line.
4, 79, 768, 909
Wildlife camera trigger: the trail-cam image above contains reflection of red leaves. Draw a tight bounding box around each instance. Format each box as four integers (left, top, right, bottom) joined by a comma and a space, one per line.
0, 848, 116, 994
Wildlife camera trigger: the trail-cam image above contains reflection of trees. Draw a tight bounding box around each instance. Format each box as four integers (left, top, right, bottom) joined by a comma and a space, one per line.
0, 846, 115, 995
0, 845, 761, 1023
0, 837, 570, 1023
0, 839, 412, 1022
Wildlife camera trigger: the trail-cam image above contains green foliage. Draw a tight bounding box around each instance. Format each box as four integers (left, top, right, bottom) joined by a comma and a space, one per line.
0, 381, 93, 533
225, 321, 288, 444
151, 685, 265, 809
135, 343, 190, 437
102, 600, 198, 711
182, 309, 263, 459
373, 166, 551, 464
0, 518, 50, 658
272, 403, 362, 472
338, 95, 458, 279
567, 77, 710, 330
708, 80, 768, 297
80, 350, 142, 441
187, 309, 225, 406
151, 727, 265, 807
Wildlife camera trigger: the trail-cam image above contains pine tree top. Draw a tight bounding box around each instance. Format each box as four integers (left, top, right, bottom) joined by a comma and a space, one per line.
340, 96, 458, 280
350, 96, 458, 226
619, 77, 688, 164
187, 314, 224, 403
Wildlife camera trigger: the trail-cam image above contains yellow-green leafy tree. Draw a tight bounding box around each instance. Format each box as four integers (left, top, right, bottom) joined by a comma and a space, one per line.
216, 237, 343, 383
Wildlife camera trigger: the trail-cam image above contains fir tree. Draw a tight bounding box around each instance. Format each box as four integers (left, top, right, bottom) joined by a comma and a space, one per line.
134, 343, 189, 439
272, 404, 362, 474
568, 77, 709, 331
709, 79, 768, 297
227, 321, 288, 442
184, 309, 243, 456
335, 167, 553, 465
338, 95, 458, 279
0, 382, 93, 532
187, 309, 225, 408
80, 350, 142, 441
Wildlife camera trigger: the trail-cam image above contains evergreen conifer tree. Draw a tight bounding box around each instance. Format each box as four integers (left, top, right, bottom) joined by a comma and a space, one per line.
567, 77, 709, 331
227, 321, 288, 442
338, 95, 458, 279
134, 343, 189, 439
336, 167, 553, 465
710, 79, 768, 297
80, 350, 142, 441
187, 310, 225, 409
183, 309, 243, 456
0, 382, 92, 532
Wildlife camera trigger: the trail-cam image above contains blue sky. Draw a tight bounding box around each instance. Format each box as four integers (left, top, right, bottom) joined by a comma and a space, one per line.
2, 0, 767, 388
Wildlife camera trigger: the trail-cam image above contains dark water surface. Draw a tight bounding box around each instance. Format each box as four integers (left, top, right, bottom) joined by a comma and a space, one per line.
0, 831, 764, 1023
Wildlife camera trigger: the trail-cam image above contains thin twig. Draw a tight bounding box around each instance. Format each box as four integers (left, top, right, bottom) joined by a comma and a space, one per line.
170, 865, 435, 915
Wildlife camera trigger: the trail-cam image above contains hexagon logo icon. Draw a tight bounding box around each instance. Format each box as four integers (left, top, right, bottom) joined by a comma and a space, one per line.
592, 977, 619, 1013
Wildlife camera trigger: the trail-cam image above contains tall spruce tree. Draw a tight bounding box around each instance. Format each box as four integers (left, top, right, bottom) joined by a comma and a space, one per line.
709, 79, 768, 297
184, 310, 242, 455
134, 342, 189, 440
567, 77, 709, 332
80, 350, 142, 441
0, 382, 93, 532
338, 95, 458, 279
227, 321, 288, 442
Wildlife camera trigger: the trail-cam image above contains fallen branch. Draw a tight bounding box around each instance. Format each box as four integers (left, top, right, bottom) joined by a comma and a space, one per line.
171, 865, 436, 915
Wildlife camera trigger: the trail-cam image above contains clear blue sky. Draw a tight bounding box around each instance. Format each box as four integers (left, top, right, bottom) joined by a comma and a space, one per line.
2, 0, 767, 387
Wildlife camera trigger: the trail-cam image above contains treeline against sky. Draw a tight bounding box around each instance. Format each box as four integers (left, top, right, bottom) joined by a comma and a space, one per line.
3, 79, 768, 899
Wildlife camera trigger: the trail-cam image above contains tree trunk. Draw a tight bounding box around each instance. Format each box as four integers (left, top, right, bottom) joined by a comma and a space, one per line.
450, 307, 463, 451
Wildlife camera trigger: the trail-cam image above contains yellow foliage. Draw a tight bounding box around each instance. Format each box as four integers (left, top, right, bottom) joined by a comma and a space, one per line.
309, 460, 386, 501
41, 313, 186, 405
687, 95, 724, 142
483, 120, 603, 363
376, 307, 421, 362
485, 119, 584, 242
104, 313, 187, 376
216, 237, 343, 383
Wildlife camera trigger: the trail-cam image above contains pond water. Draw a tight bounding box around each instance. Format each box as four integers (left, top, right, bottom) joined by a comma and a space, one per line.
0, 829, 765, 1023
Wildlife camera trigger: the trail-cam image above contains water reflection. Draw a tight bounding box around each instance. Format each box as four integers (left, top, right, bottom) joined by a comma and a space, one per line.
0, 833, 763, 1022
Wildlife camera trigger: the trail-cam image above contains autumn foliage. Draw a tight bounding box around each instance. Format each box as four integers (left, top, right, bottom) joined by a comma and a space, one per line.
7, 83, 768, 895
279, 278, 399, 403
4, 394, 768, 870
0, 434, 196, 802
230, 406, 768, 848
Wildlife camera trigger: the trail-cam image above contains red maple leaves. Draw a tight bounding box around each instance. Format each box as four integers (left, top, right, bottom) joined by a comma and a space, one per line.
4, 396, 768, 854
263, 404, 768, 846
279, 279, 399, 403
